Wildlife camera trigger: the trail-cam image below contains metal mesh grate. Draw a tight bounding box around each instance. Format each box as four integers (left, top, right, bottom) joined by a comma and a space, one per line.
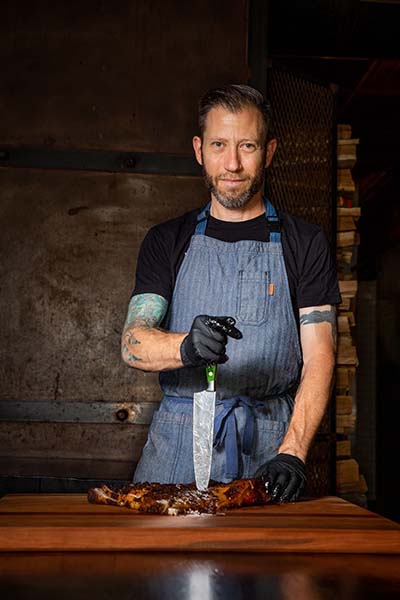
267, 66, 335, 240
267, 66, 336, 495
306, 439, 334, 497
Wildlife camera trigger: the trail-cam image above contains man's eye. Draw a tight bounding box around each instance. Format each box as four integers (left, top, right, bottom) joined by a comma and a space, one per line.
212, 141, 223, 148
242, 143, 256, 150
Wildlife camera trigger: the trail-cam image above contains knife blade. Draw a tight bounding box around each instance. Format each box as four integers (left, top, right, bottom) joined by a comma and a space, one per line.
193, 363, 216, 491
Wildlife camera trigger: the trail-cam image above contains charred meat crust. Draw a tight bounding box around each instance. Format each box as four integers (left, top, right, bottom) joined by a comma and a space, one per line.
87, 478, 270, 515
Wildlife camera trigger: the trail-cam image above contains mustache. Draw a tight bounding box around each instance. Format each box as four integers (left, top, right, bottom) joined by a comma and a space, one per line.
216, 174, 250, 181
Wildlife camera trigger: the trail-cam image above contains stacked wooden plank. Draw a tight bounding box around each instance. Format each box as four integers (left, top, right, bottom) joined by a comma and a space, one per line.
336, 125, 367, 501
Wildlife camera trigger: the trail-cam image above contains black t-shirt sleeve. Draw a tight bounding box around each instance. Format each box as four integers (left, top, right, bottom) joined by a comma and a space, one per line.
131, 210, 198, 302
132, 226, 173, 302
296, 228, 342, 309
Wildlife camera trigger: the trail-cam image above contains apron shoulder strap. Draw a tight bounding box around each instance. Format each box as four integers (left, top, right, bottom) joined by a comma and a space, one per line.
264, 198, 282, 243
195, 202, 211, 235
195, 198, 282, 242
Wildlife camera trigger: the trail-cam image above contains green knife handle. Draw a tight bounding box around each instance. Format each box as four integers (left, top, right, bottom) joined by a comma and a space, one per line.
206, 363, 217, 392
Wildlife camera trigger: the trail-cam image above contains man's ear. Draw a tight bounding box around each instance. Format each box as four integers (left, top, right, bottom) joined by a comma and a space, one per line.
265, 139, 277, 168
192, 136, 203, 166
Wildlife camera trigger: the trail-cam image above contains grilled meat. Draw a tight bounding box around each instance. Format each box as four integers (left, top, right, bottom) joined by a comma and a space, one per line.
87, 478, 270, 515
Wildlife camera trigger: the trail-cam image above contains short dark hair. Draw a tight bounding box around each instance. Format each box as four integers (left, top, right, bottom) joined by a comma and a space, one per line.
198, 84, 273, 143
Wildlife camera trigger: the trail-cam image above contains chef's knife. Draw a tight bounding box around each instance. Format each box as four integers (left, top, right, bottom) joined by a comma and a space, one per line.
193, 363, 216, 491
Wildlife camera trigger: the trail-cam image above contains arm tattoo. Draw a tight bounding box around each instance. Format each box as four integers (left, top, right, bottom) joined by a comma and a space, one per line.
122, 294, 168, 363
125, 293, 168, 328
300, 306, 337, 345
122, 330, 142, 363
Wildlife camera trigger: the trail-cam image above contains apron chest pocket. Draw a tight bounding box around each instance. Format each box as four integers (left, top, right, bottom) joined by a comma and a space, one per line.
237, 270, 269, 325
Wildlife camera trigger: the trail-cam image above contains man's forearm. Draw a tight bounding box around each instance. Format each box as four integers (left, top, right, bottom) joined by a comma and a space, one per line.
122, 326, 186, 372
121, 293, 187, 372
278, 351, 335, 462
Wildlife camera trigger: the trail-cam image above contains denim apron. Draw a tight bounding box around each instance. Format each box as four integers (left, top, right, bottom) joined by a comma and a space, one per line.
133, 198, 302, 484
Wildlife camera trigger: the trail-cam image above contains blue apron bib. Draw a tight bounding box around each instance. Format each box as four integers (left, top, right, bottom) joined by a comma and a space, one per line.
133, 199, 302, 483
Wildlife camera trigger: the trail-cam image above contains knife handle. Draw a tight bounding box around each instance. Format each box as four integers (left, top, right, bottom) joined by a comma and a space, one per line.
206, 363, 217, 392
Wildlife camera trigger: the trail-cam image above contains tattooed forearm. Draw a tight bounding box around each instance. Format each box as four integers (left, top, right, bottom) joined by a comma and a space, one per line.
300, 306, 337, 345
122, 294, 168, 363
124, 293, 168, 329
122, 330, 142, 362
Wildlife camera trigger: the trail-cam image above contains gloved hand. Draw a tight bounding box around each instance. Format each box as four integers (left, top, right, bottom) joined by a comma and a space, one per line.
180, 315, 242, 367
255, 453, 306, 503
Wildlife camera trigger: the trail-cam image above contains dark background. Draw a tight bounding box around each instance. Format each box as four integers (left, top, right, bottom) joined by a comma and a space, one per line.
0, 0, 399, 522
267, 0, 400, 522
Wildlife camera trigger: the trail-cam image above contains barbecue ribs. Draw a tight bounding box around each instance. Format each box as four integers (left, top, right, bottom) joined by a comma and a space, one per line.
88, 478, 270, 515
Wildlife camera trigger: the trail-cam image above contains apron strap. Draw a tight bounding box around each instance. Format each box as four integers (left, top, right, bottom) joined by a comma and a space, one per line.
265, 197, 281, 243
163, 393, 289, 481
194, 198, 281, 242
213, 396, 264, 480
195, 202, 211, 235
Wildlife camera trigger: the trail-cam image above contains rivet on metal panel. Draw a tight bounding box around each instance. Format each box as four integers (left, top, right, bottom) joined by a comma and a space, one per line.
122, 157, 136, 169
115, 408, 129, 422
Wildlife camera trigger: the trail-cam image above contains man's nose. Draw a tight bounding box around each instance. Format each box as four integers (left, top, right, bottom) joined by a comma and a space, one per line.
224, 146, 241, 172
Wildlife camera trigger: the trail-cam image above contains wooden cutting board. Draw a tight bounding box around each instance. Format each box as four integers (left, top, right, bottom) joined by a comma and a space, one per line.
1, 494, 399, 553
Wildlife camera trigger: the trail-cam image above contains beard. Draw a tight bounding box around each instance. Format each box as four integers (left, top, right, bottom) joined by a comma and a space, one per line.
201, 157, 266, 210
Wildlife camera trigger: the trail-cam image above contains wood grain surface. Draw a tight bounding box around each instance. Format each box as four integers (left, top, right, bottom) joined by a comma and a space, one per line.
1, 494, 399, 553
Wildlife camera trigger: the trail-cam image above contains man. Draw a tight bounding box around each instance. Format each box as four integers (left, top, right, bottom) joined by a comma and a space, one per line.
122, 84, 340, 502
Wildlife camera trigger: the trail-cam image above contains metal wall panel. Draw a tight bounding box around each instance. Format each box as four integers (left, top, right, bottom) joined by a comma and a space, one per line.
0, 401, 158, 425
0, 168, 208, 479
0, 0, 248, 153
0, 169, 206, 404
0, 422, 146, 461
0, 458, 137, 481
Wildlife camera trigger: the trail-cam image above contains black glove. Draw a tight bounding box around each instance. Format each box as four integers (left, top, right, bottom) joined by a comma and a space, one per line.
180, 315, 242, 367
255, 453, 306, 503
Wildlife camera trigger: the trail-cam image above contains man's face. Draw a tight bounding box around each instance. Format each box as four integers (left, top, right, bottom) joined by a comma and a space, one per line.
193, 105, 276, 209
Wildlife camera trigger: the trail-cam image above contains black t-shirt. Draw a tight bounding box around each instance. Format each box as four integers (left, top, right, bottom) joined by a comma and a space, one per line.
132, 208, 341, 315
